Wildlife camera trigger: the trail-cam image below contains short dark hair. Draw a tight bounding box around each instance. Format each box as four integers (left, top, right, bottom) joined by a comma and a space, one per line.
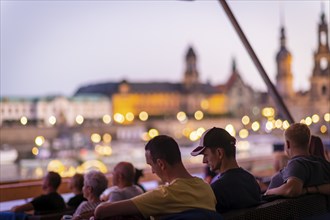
47, 171, 62, 190
72, 173, 84, 191
145, 135, 182, 165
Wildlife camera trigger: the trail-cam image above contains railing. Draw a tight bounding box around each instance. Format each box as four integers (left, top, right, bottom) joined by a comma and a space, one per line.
0, 155, 274, 203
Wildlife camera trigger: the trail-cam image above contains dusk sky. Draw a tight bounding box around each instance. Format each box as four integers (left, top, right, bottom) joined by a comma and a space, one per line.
1, 0, 329, 97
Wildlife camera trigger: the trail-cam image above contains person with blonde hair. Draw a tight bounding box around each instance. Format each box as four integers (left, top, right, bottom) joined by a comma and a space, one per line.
265, 123, 330, 197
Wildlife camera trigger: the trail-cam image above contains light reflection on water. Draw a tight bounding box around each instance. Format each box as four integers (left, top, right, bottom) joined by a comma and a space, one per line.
0, 138, 274, 183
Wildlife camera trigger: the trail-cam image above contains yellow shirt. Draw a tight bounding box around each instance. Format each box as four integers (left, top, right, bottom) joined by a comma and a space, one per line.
131, 177, 216, 218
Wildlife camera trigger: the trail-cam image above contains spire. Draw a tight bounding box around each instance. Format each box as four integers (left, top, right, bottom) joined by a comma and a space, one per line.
232, 57, 236, 72
186, 46, 196, 61
280, 27, 286, 48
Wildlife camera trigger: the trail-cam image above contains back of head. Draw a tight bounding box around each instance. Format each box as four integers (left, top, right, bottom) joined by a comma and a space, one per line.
285, 123, 310, 150
47, 171, 62, 190
115, 162, 135, 184
71, 173, 84, 192
84, 170, 108, 198
145, 135, 181, 165
191, 127, 236, 158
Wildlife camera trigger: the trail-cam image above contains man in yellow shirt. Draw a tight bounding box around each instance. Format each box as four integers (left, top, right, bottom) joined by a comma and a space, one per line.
94, 135, 217, 219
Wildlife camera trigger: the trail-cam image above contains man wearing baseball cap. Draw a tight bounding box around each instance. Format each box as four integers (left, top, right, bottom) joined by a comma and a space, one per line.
191, 127, 261, 213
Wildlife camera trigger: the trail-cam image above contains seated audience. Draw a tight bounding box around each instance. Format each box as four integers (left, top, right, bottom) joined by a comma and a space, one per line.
94, 135, 217, 220
265, 123, 330, 197
69, 170, 108, 220
191, 127, 261, 213
67, 173, 87, 209
11, 171, 66, 214
100, 162, 144, 202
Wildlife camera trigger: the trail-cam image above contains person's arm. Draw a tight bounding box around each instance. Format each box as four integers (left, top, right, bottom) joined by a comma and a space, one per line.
11, 202, 34, 213
265, 177, 303, 197
303, 183, 330, 195
94, 199, 140, 219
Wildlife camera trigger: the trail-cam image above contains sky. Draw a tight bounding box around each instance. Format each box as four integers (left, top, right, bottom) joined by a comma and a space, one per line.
1, 0, 329, 97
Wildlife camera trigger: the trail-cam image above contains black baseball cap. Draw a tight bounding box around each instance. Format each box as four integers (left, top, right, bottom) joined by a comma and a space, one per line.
190, 127, 236, 156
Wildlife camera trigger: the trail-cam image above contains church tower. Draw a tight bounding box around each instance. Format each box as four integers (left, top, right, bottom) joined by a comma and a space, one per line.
310, 10, 330, 101
276, 26, 294, 99
183, 46, 199, 92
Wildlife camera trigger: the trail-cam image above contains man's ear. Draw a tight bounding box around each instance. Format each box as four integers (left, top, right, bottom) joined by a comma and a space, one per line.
157, 158, 166, 170
286, 140, 290, 149
216, 148, 224, 159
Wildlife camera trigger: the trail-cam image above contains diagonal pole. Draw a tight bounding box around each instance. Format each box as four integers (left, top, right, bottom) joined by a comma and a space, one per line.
218, 0, 294, 124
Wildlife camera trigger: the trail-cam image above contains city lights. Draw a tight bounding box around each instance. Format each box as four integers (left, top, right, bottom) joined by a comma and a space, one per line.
239, 129, 249, 139
48, 116, 56, 125
241, 115, 250, 125
20, 116, 28, 125
32, 147, 39, 156
225, 124, 236, 137
320, 125, 327, 134
125, 112, 134, 122
114, 113, 125, 124
148, 128, 159, 138
91, 133, 101, 143
102, 114, 111, 124
251, 121, 260, 131
177, 111, 187, 123
312, 114, 320, 123
139, 111, 148, 121
76, 115, 84, 125
194, 110, 204, 120
103, 133, 112, 143
35, 136, 45, 146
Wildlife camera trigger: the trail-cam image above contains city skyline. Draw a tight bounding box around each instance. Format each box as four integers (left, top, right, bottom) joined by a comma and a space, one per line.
1, 0, 329, 97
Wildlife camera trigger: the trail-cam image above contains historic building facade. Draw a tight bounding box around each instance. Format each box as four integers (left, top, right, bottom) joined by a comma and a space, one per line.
273, 11, 330, 122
